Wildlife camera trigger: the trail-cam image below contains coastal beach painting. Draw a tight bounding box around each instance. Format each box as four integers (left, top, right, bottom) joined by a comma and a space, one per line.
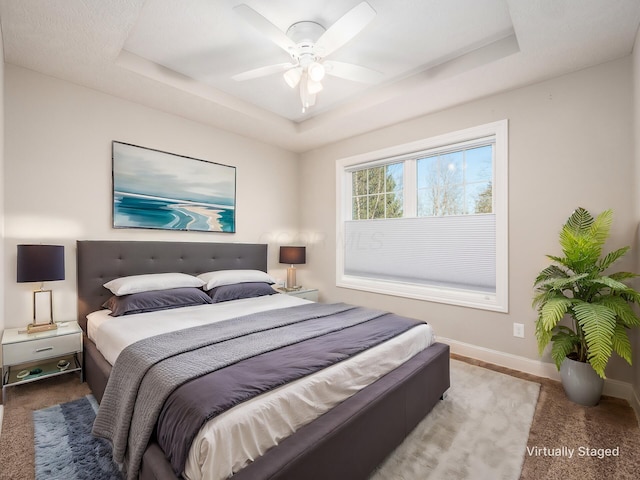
112, 142, 236, 233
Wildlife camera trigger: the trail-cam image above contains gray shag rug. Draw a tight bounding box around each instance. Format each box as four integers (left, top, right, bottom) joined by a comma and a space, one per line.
30, 360, 539, 480
370, 359, 540, 480
33, 395, 122, 480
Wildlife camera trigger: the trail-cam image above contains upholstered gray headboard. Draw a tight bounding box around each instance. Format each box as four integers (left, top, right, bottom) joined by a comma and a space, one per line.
76, 240, 268, 331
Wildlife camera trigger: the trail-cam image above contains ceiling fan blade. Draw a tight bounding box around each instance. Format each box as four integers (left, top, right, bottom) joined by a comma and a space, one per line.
233, 4, 297, 53
315, 2, 376, 58
232, 62, 296, 81
323, 60, 382, 84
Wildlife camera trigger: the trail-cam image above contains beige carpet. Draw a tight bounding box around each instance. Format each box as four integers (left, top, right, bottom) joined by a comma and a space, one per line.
456, 355, 640, 480
0, 374, 90, 480
1, 357, 639, 480
519, 372, 640, 479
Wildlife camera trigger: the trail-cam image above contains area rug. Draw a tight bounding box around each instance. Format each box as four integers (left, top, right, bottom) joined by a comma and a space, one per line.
33, 395, 122, 480
29, 360, 539, 480
370, 359, 541, 480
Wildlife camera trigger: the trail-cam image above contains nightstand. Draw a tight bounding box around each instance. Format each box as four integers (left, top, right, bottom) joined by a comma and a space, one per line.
278, 288, 319, 302
1, 321, 83, 403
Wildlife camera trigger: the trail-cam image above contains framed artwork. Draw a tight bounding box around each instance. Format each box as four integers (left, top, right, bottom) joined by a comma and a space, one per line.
112, 142, 236, 233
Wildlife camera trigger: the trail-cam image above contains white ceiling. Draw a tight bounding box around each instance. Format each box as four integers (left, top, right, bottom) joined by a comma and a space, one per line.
0, 0, 639, 153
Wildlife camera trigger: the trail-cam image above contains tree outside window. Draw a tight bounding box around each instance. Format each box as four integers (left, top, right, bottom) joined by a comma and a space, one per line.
352, 163, 403, 220
417, 145, 493, 217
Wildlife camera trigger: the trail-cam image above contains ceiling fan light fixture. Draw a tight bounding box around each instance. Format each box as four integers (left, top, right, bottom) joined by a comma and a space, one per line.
233, 2, 378, 115
307, 61, 325, 82
283, 68, 301, 88
307, 78, 323, 95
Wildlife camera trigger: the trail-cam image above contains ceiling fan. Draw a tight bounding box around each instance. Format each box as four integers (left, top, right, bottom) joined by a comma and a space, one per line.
232, 2, 381, 113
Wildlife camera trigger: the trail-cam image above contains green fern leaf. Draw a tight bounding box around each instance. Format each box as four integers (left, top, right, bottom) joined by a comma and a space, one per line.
598, 246, 630, 271
596, 296, 640, 327
611, 322, 632, 365
584, 276, 631, 292
550, 332, 580, 370
539, 297, 572, 331
545, 273, 589, 290
533, 265, 570, 287
608, 271, 638, 282
588, 209, 613, 247
546, 255, 570, 267
620, 289, 640, 305
573, 302, 616, 378
535, 319, 553, 355
564, 207, 593, 234
532, 289, 559, 309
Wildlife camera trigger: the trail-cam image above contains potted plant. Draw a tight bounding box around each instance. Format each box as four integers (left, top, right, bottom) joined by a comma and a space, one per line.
533, 207, 640, 406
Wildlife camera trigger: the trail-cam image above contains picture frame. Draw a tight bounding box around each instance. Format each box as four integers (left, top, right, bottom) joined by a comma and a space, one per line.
112, 141, 236, 233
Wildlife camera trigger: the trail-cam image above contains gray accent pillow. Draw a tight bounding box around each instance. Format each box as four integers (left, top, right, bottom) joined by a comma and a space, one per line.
208, 282, 278, 303
102, 287, 212, 317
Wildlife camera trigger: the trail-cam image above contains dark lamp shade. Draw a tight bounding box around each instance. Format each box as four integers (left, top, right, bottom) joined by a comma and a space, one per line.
279, 246, 306, 265
17, 244, 65, 283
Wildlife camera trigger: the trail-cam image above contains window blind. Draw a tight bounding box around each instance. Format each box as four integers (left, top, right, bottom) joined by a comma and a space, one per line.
344, 214, 496, 293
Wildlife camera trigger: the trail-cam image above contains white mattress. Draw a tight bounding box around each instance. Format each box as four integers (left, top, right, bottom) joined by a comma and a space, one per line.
87, 295, 436, 479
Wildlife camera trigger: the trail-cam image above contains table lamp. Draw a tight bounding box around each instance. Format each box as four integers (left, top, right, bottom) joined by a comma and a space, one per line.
279, 246, 306, 289
17, 244, 65, 333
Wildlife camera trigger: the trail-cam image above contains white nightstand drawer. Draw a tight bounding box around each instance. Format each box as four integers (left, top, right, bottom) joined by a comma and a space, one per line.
3, 333, 82, 366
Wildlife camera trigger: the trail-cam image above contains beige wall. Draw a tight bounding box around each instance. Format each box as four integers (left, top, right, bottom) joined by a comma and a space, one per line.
0, 26, 4, 336
300, 57, 636, 383
632, 28, 640, 402
3, 65, 299, 328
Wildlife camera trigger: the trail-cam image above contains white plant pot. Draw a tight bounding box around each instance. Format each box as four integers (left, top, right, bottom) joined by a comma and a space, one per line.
560, 357, 604, 406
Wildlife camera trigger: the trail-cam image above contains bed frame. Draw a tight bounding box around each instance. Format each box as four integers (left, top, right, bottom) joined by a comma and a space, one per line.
76, 240, 450, 480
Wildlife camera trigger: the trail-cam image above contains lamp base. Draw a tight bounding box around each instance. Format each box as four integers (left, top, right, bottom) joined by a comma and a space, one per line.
286, 266, 298, 289
27, 322, 58, 334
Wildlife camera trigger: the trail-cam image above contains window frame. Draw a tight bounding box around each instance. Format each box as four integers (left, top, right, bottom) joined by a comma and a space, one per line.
335, 120, 509, 312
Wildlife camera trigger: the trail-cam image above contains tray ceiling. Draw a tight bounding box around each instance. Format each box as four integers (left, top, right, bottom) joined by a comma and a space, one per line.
1, 0, 639, 152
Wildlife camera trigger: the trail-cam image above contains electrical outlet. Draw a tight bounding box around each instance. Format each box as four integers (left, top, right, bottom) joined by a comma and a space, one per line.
513, 323, 525, 338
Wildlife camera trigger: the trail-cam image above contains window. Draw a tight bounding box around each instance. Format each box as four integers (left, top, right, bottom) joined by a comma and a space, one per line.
336, 120, 508, 312
352, 163, 403, 220
416, 145, 493, 216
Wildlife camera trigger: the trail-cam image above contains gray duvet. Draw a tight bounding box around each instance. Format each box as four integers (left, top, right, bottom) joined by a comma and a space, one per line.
92, 302, 390, 480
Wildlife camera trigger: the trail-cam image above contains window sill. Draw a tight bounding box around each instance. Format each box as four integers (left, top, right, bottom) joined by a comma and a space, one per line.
336, 275, 507, 313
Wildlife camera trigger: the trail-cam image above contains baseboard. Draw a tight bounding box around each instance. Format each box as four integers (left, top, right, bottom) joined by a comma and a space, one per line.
439, 336, 640, 420
631, 385, 640, 425
439, 336, 562, 380
0, 404, 3, 438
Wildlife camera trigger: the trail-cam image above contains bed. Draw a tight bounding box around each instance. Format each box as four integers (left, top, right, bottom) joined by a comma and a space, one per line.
76, 240, 450, 480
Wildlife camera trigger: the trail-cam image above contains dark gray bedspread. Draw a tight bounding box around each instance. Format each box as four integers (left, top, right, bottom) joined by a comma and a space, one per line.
157, 313, 424, 475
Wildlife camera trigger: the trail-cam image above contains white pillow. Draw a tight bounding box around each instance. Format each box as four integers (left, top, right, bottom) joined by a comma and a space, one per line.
103, 272, 205, 296
198, 269, 276, 291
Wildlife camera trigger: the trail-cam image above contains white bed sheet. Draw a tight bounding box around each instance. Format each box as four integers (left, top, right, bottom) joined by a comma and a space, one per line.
87, 296, 435, 480
87, 294, 312, 365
